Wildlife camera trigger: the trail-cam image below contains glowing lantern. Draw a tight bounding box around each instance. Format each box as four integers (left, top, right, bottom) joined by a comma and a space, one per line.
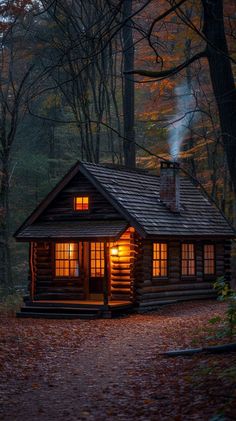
111, 246, 119, 256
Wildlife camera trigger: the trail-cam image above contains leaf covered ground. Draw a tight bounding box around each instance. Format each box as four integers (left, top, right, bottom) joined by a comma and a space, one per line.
0, 300, 236, 421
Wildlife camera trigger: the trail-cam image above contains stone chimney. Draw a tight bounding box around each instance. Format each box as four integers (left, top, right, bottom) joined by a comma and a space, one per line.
160, 161, 180, 212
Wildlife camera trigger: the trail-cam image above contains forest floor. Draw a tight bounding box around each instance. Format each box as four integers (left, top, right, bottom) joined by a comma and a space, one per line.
0, 300, 236, 421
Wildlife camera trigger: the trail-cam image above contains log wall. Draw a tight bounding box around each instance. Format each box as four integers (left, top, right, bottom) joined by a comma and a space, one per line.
32, 241, 85, 300
224, 239, 232, 283
30, 236, 232, 305
110, 228, 134, 301
134, 239, 231, 310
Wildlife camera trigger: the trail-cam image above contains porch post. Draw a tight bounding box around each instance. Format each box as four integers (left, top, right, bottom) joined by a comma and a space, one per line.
103, 240, 109, 307
29, 242, 35, 301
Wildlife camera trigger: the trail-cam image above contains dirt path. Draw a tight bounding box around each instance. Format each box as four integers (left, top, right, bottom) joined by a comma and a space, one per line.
0, 301, 235, 421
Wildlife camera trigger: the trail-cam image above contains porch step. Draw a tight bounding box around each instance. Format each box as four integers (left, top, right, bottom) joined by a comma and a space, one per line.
17, 305, 102, 319
19, 305, 101, 314
16, 300, 133, 319
34, 293, 85, 301
16, 311, 99, 319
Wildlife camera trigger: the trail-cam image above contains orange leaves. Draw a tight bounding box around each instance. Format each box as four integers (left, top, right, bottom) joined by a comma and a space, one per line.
150, 79, 175, 94
0, 302, 235, 421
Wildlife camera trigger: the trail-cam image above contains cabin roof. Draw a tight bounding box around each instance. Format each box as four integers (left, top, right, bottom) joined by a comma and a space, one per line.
80, 162, 235, 238
16, 220, 128, 241
15, 160, 235, 240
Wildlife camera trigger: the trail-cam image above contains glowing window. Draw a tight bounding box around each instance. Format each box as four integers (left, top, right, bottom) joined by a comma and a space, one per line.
74, 196, 89, 211
182, 243, 195, 276
153, 243, 168, 277
90, 242, 104, 277
204, 244, 215, 275
55, 243, 79, 277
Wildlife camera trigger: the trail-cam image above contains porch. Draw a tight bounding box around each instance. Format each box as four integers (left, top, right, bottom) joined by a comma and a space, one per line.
17, 299, 134, 319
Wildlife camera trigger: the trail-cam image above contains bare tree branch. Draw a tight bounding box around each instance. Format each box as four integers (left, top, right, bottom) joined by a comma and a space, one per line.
124, 51, 207, 79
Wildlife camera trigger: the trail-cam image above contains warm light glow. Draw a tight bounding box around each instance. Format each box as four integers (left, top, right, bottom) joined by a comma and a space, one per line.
153, 243, 167, 277
69, 243, 74, 258
111, 246, 119, 256
74, 196, 89, 211
90, 242, 104, 277
55, 243, 79, 277
181, 243, 195, 276
204, 244, 215, 275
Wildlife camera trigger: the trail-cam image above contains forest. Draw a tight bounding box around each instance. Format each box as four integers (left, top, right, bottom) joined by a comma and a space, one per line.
0, 0, 236, 294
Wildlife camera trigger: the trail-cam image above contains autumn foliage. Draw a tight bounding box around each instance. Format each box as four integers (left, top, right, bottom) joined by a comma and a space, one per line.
0, 301, 236, 420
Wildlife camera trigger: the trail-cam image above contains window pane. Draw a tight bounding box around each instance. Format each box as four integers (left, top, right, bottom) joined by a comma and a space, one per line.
204, 245, 215, 275
182, 243, 195, 276
74, 196, 89, 211
55, 243, 79, 277
90, 242, 104, 277
153, 243, 168, 278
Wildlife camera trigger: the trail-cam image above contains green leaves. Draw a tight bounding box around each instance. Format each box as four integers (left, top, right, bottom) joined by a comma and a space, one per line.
213, 276, 236, 340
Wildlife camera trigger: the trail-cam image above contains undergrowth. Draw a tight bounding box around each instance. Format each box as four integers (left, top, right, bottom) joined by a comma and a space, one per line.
0, 291, 23, 316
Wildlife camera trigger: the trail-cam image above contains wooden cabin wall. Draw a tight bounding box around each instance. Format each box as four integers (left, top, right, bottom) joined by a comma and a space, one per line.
33, 241, 52, 299
224, 240, 232, 284
39, 172, 123, 222
30, 237, 231, 304
134, 239, 231, 309
33, 241, 85, 301
110, 228, 134, 301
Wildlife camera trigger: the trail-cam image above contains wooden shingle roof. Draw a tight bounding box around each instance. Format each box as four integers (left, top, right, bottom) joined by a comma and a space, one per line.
16, 220, 128, 241
81, 162, 235, 238
15, 160, 235, 240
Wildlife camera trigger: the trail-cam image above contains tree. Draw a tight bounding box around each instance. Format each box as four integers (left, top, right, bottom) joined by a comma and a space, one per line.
37, 0, 125, 164
125, 0, 236, 193
0, 1, 36, 292
122, 0, 135, 168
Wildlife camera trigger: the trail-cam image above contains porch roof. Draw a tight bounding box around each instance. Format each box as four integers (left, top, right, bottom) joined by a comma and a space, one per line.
16, 220, 128, 241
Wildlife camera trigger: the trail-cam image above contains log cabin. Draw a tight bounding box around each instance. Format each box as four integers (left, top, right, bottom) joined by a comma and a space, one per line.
15, 160, 235, 318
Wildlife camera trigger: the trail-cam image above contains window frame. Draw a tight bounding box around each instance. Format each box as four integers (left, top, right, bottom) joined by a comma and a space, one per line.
181, 242, 196, 277
54, 242, 80, 278
203, 243, 215, 277
73, 196, 90, 212
89, 242, 105, 279
152, 242, 168, 279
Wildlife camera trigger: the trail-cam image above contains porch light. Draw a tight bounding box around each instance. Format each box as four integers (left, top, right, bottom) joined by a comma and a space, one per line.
111, 246, 119, 256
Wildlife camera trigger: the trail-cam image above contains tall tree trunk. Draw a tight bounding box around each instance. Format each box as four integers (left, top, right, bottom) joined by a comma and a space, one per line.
122, 0, 135, 168
202, 0, 236, 193
0, 154, 13, 293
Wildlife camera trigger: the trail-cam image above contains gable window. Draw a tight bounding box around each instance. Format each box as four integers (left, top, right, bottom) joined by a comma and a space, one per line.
90, 242, 104, 277
181, 243, 195, 276
204, 244, 215, 275
74, 196, 89, 211
55, 243, 79, 277
153, 243, 168, 277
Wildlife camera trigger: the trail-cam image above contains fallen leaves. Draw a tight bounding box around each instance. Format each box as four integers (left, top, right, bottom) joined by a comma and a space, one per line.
0, 300, 235, 421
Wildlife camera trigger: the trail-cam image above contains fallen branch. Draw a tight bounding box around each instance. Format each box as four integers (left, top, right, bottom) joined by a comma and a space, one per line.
162, 343, 236, 357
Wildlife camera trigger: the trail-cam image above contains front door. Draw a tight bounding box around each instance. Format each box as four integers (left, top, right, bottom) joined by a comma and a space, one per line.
89, 242, 105, 297
54, 241, 106, 300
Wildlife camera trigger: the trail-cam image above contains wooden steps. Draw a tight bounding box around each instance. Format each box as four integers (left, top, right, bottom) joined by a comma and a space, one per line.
17, 300, 133, 319
34, 292, 85, 301
17, 305, 102, 319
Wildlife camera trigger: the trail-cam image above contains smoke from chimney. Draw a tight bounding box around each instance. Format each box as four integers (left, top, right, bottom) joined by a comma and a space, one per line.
168, 81, 195, 160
